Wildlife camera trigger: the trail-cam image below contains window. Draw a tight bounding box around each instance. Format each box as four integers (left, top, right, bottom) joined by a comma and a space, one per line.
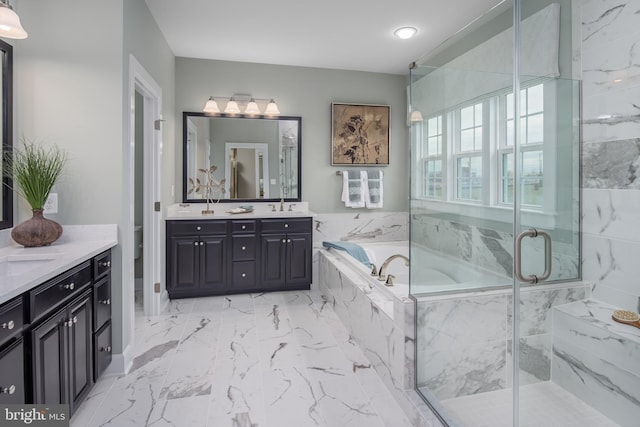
416, 83, 548, 210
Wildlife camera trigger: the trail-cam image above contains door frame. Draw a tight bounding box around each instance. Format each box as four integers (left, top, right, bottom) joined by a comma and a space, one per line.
126, 56, 166, 325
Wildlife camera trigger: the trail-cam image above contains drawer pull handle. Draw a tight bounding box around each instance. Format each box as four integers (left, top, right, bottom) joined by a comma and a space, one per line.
100, 261, 111, 268
99, 299, 111, 305
62, 282, 75, 290
242, 225, 246, 230
282, 239, 286, 243
100, 346, 112, 353
287, 239, 292, 243
241, 273, 246, 278
196, 226, 202, 231
1, 320, 14, 330
200, 242, 204, 246
0, 385, 16, 395
284, 224, 289, 228
194, 242, 198, 246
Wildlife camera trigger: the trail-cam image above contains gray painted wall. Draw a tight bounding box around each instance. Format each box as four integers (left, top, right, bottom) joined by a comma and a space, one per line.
175, 58, 410, 213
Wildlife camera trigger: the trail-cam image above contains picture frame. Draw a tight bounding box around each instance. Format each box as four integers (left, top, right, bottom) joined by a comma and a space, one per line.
331, 103, 390, 165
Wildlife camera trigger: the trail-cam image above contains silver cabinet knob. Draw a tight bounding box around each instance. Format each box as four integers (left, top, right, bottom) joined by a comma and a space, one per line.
100, 346, 112, 353
241, 246, 246, 250
0, 385, 16, 395
65, 319, 73, 328
282, 239, 286, 243
196, 226, 201, 231
194, 242, 198, 246
1, 320, 14, 330
73, 316, 78, 324
241, 273, 246, 278
287, 239, 291, 243
62, 282, 75, 290
242, 225, 246, 230
284, 224, 289, 228
100, 261, 111, 268
200, 242, 204, 246
99, 299, 111, 305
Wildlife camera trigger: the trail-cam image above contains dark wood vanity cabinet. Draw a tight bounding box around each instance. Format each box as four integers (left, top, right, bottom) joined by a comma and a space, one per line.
0, 249, 112, 416
166, 217, 312, 298
166, 220, 228, 298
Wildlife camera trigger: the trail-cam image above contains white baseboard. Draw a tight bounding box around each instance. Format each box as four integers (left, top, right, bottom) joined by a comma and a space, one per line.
102, 343, 134, 377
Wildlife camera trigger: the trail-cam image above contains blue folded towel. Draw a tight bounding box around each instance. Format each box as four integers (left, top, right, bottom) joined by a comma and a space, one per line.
322, 241, 372, 268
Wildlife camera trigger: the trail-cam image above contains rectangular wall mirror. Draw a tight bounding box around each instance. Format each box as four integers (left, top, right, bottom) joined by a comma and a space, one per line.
183, 112, 301, 203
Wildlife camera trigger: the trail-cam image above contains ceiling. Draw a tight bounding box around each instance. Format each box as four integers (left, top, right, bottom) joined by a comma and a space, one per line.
145, 0, 504, 75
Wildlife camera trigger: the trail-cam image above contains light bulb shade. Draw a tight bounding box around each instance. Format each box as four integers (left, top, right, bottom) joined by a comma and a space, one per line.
224, 98, 241, 114
203, 97, 220, 113
394, 26, 417, 40
0, 4, 27, 39
410, 110, 424, 122
245, 99, 260, 115
264, 99, 280, 115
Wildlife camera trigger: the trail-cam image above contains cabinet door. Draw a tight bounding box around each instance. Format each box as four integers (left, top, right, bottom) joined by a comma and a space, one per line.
67, 293, 93, 413
32, 309, 67, 405
286, 234, 312, 287
0, 339, 25, 404
200, 235, 227, 291
260, 235, 286, 288
168, 236, 200, 294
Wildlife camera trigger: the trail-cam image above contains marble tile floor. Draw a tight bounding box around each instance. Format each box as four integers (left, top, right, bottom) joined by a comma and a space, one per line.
436, 382, 619, 427
71, 289, 415, 427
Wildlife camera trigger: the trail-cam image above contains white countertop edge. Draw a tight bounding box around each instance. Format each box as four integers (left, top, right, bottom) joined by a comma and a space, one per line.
165, 210, 317, 220
0, 224, 118, 305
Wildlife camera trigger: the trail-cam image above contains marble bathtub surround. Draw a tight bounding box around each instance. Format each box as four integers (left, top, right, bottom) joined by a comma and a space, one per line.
70, 290, 421, 427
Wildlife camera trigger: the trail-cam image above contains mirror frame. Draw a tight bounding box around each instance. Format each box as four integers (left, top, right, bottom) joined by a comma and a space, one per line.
182, 112, 302, 204
0, 39, 12, 231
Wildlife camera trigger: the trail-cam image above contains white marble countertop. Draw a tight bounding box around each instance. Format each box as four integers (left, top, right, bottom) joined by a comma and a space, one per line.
0, 224, 118, 305
165, 202, 315, 220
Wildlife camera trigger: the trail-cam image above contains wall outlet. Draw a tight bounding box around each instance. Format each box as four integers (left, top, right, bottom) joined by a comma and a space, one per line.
270, 179, 276, 185
44, 193, 58, 214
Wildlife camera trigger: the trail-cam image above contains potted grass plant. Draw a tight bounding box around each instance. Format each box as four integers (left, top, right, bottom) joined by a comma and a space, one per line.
4, 140, 67, 247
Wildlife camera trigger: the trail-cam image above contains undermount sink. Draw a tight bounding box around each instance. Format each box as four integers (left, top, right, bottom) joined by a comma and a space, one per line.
0, 254, 61, 277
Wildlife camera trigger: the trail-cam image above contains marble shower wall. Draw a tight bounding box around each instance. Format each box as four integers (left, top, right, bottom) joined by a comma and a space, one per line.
580, 0, 640, 313
411, 212, 579, 283
416, 282, 589, 401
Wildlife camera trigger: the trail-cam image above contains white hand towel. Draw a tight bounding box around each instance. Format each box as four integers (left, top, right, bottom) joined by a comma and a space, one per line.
365, 170, 383, 209
341, 170, 365, 208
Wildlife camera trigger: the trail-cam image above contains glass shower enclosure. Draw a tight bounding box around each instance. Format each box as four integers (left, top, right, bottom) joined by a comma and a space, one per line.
408, 0, 604, 425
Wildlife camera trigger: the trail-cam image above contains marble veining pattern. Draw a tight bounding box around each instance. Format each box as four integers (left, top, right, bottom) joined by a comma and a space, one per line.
70, 290, 417, 427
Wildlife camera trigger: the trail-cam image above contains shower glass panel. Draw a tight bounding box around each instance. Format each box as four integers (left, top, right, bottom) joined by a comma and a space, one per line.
410, 0, 585, 425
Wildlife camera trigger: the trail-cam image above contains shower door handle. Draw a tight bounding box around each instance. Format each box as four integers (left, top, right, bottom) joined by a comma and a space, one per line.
514, 229, 552, 284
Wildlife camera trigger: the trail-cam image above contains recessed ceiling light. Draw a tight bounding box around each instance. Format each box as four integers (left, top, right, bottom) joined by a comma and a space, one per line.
394, 27, 417, 39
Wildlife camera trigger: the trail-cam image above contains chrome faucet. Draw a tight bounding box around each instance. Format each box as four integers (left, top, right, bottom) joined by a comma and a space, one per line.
280, 197, 285, 211
377, 254, 409, 281
268, 203, 276, 212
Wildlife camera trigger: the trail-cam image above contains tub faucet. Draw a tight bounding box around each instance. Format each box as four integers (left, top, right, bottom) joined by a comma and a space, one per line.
377, 254, 409, 281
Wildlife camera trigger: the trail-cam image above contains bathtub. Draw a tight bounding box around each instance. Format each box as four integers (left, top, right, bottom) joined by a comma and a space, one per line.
328, 240, 506, 298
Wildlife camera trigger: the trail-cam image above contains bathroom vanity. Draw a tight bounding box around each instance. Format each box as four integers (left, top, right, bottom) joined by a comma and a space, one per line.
0, 225, 117, 415
165, 206, 313, 298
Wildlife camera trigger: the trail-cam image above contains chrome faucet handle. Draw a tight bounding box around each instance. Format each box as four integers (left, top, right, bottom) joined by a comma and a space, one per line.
288, 204, 296, 212
370, 263, 378, 276
267, 203, 276, 212
280, 199, 285, 211
385, 274, 395, 286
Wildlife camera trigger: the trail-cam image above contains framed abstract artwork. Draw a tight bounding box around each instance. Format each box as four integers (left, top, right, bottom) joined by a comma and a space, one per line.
331, 103, 390, 165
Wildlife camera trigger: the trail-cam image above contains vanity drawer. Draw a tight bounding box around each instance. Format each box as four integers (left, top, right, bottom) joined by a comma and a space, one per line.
29, 261, 92, 323
232, 261, 256, 288
260, 218, 311, 234
93, 276, 111, 331
231, 220, 256, 234
0, 297, 23, 346
169, 220, 227, 235
94, 321, 112, 382
93, 250, 111, 280
232, 236, 256, 261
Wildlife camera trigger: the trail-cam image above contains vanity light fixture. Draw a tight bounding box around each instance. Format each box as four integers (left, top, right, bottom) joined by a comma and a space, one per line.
244, 98, 261, 115
224, 97, 241, 114
394, 26, 417, 40
264, 99, 281, 116
0, 0, 27, 39
203, 96, 220, 114
202, 94, 281, 116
